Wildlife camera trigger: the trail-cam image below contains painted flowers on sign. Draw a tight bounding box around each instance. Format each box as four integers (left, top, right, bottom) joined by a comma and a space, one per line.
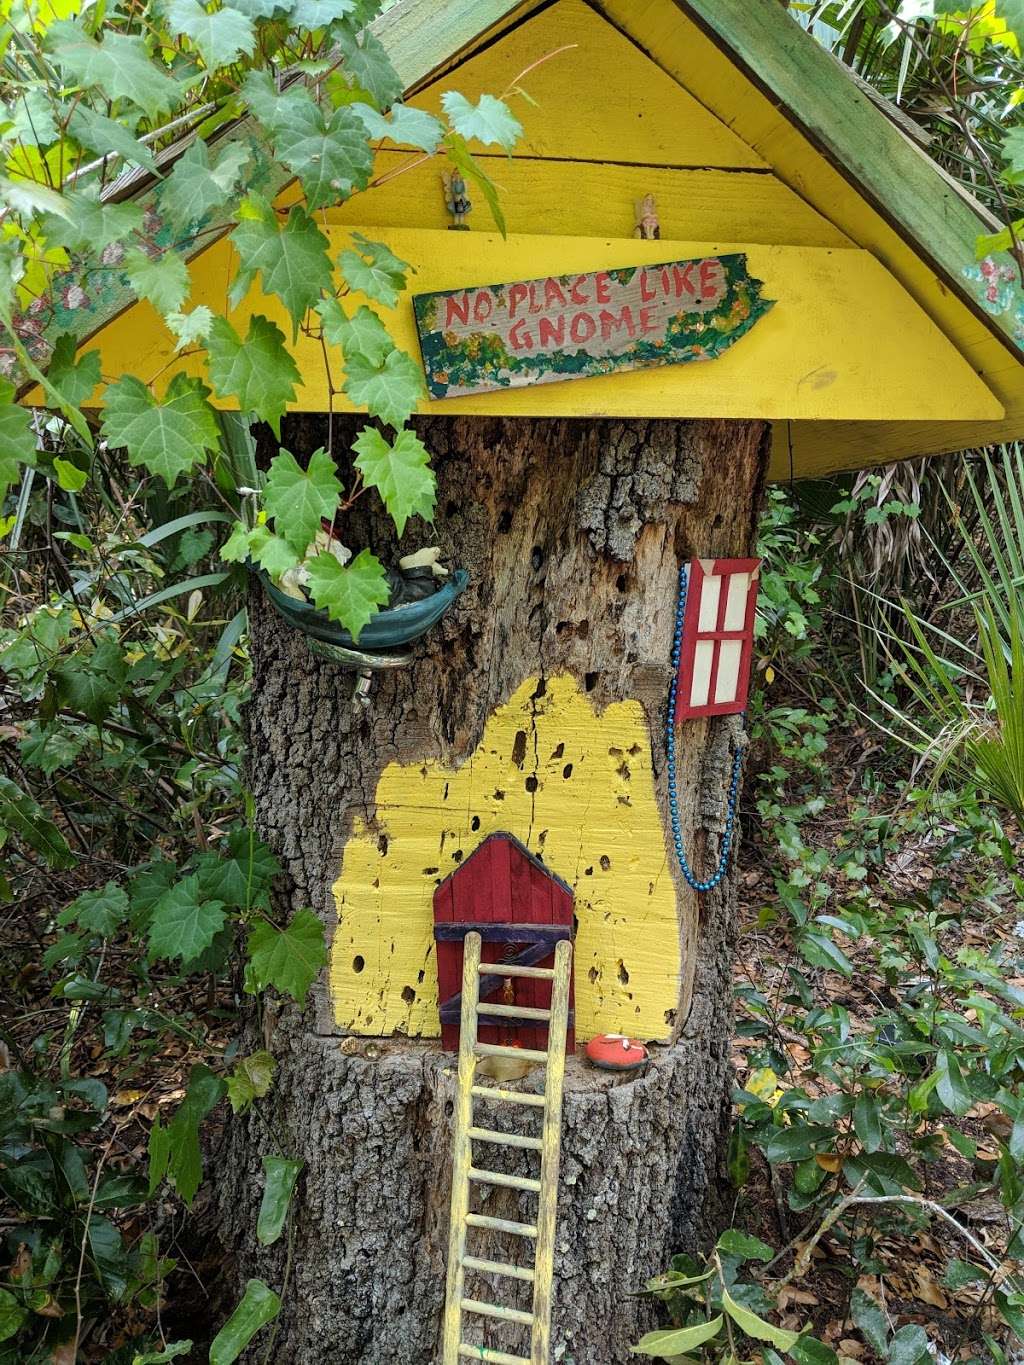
412, 253, 774, 398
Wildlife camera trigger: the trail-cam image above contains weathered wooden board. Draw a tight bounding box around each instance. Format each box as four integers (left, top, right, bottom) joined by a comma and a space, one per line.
412, 254, 773, 397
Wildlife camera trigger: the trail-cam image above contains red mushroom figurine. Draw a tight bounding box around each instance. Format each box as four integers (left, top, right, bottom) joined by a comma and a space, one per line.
585, 1034, 649, 1072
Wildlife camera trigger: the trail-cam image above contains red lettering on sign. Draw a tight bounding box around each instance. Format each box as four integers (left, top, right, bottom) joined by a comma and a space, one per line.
700, 258, 724, 301
599, 306, 635, 341
638, 306, 657, 335
570, 275, 589, 305
594, 272, 611, 304
640, 269, 657, 303
445, 294, 470, 328
538, 315, 565, 348
473, 291, 493, 324
528, 282, 544, 314
544, 277, 567, 309
569, 311, 596, 343
509, 318, 533, 350
508, 283, 529, 319
675, 264, 697, 299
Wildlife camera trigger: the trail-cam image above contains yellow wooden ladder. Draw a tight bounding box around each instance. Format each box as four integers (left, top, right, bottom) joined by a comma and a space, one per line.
441, 930, 573, 1365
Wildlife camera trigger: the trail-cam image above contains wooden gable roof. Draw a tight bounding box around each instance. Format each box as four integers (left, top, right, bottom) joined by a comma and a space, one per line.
68, 0, 1024, 479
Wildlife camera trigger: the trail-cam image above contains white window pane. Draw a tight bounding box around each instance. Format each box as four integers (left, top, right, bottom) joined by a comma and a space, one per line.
690, 640, 714, 708
697, 575, 721, 632
723, 573, 751, 630
714, 640, 743, 704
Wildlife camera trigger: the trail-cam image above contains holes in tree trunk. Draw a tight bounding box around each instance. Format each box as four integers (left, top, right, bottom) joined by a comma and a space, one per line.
585, 672, 599, 692
563, 763, 573, 779
352, 955, 365, 973
531, 545, 544, 572
497, 509, 513, 533
511, 730, 527, 768
402, 985, 416, 1005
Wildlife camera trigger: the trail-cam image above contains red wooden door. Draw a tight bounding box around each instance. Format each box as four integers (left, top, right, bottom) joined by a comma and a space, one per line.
433, 832, 575, 1053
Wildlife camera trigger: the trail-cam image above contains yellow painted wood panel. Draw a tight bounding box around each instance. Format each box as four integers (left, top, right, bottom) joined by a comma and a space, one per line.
329, 674, 683, 1043
407, 0, 766, 169
287, 154, 852, 246
596, 0, 1024, 467
90, 227, 1002, 425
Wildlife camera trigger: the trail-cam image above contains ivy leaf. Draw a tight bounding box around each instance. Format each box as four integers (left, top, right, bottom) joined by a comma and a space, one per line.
205, 314, 299, 437
333, 25, 403, 109
0, 379, 37, 500
263, 447, 341, 554
164, 0, 256, 68
209, 1280, 281, 1365
167, 305, 214, 350
230, 201, 333, 333
256, 1155, 302, 1247
47, 335, 101, 407
441, 91, 522, 151
68, 105, 158, 174
58, 882, 129, 938
123, 247, 190, 316
226, 1050, 276, 1114
101, 373, 220, 488
48, 21, 182, 122
19, 723, 87, 775
305, 546, 389, 640
353, 427, 435, 534
343, 347, 425, 428
241, 73, 373, 210
351, 101, 444, 153
246, 908, 326, 1004
159, 139, 251, 235
316, 299, 391, 364
339, 231, 409, 307
148, 874, 226, 965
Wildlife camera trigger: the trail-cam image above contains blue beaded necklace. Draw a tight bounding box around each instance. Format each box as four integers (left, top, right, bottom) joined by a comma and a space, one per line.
666, 561, 745, 892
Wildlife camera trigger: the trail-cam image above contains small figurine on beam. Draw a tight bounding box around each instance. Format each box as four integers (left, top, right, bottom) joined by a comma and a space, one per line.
442, 169, 472, 230
634, 192, 660, 239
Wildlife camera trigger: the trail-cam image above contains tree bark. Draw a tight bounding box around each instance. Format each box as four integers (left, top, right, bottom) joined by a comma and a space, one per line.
220, 414, 768, 1364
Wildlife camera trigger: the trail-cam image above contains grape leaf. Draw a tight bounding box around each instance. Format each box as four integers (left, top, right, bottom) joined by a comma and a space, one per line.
230, 201, 333, 332
333, 25, 403, 109
195, 828, 281, 910
45, 191, 143, 253
223, 0, 285, 15
241, 73, 373, 210
58, 882, 129, 938
164, 0, 256, 68
53, 640, 126, 726
246, 908, 327, 1004
226, 1050, 276, 1114
19, 723, 86, 775
0, 379, 37, 500
220, 521, 255, 564
123, 247, 190, 316
68, 105, 157, 174
158, 138, 251, 234
245, 525, 301, 578
48, 22, 182, 121
338, 231, 409, 307
305, 546, 389, 639
999, 0, 1024, 46
441, 91, 522, 151
148, 874, 226, 965
316, 299, 391, 364
353, 427, 435, 534
11, 89, 57, 148
205, 314, 300, 436
351, 101, 444, 152
101, 373, 220, 488
263, 447, 341, 553
445, 131, 505, 235
289, 0, 355, 26
167, 305, 214, 350
47, 335, 101, 407
343, 347, 424, 428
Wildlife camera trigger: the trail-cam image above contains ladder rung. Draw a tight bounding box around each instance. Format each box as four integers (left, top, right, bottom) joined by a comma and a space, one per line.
478, 963, 555, 979
471, 1085, 546, 1108
476, 1002, 552, 1021
461, 1298, 534, 1327
465, 1213, 537, 1238
458, 1346, 530, 1364
461, 1255, 535, 1283
468, 1126, 543, 1152
468, 1166, 542, 1193
475, 1042, 548, 1063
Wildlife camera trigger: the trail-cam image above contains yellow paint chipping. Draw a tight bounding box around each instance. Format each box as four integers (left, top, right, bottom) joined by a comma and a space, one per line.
329, 674, 681, 1042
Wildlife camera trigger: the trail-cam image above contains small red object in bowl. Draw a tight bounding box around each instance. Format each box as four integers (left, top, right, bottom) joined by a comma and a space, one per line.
585, 1034, 649, 1071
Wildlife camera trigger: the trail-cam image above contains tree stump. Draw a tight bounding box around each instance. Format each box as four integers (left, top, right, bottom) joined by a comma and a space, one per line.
219, 414, 768, 1363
